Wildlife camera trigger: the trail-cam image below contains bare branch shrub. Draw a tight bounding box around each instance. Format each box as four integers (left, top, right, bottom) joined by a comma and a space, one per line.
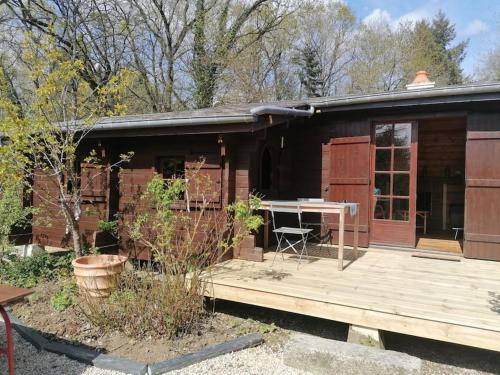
80, 162, 262, 337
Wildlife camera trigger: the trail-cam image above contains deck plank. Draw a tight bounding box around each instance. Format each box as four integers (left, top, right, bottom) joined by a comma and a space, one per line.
205, 250, 500, 352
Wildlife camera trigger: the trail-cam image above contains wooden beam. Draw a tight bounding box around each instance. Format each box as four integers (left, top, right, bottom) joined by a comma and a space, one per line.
206, 282, 500, 352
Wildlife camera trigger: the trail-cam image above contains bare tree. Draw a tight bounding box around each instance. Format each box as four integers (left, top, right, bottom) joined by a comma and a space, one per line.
116, 0, 195, 112
218, 7, 299, 103
296, 1, 355, 97
349, 20, 411, 93
191, 0, 291, 108
5, 0, 129, 96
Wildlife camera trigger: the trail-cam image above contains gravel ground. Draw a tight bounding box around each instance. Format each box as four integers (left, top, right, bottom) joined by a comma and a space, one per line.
0, 324, 124, 375
170, 346, 310, 375
2, 318, 500, 375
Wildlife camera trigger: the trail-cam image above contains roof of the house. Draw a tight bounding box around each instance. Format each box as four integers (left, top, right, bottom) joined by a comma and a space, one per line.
92, 82, 500, 132
94, 100, 307, 131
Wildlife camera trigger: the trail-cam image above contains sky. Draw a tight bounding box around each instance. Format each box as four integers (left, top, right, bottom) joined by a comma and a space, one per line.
345, 0, 500, 77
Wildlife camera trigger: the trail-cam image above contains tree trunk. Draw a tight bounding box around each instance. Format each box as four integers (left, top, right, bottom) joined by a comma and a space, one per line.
70, 221, 84, 257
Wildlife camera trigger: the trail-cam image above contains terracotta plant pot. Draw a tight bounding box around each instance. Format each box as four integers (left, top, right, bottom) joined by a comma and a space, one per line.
72, 255, 128, 297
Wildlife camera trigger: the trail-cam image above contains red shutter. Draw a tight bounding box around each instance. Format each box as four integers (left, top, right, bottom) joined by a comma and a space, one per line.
326, 135, 371, 247
185, 154, 222, 206
80, 163, 108, 201
464, 113, 500, 260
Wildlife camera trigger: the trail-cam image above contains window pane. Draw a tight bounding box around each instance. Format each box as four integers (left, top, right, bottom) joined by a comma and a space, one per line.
374, 197, 390, 219
374, 174, 391, 195
375, 149, 391, 171
393, 174, 409, 196
392, 198, 409, 221
394, 148, 411, 171
375, 124, 392, 146
161, 158, 185, 179
394, 123, 411, 146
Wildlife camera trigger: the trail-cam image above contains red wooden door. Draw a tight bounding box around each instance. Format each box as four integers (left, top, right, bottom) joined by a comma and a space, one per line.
370, 122, 418, 247
464, 113, 500, 260
328, 135, 371, 247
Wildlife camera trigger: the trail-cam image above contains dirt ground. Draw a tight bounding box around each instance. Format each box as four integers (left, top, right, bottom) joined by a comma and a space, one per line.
10, 281, 287, 364
10, 281, 500, 373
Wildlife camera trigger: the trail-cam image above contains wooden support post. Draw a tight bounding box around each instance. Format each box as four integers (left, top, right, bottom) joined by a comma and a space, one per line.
338, 208, 345, 271
353, 207, 359, 260
264, 210, 269, 250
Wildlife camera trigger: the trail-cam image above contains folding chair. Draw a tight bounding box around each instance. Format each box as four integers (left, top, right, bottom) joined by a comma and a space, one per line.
270, 203, 313, 268
298, 198, 332, 244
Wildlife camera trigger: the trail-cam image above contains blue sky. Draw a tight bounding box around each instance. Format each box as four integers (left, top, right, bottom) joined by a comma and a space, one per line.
346, 0, 500, 76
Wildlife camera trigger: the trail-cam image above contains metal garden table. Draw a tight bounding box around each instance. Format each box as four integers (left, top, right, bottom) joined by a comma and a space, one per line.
0, 284, 32, 375
260, 200, 360, 271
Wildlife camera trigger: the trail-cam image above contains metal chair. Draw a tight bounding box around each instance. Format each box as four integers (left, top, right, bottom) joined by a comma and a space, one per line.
270, 203, 313, 267
298, 198, 331, 244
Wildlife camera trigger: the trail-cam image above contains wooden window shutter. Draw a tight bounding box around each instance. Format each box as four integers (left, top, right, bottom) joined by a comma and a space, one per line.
185, 154, 222, 206
80, 163, 108, 201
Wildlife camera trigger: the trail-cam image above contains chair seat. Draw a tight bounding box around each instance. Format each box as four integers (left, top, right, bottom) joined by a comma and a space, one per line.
273, 227, 313, 235
302, 222, 323, 226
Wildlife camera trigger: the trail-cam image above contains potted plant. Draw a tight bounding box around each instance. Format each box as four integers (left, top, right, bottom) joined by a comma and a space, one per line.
72, 253, 128, 297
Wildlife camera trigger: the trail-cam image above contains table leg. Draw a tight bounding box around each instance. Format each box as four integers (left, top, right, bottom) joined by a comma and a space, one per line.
264, 210, 269, 250
353, 209, 359, 260
0, 305, 15, 375
338, 208, 345, 271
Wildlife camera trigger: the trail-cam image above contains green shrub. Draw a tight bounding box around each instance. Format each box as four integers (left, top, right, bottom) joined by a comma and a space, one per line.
0, 252, 74, 288
80, 166, 263, 338
50, 281, 77, 311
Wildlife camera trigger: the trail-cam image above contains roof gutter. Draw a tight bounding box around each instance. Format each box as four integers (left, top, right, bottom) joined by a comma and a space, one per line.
311, 83, 500, 109
250, 105, 315, 117
93, 114, 257, 131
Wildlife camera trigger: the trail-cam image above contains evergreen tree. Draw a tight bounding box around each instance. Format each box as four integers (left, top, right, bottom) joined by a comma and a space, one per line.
298, 43, 323, 97
406, 11, 468, 86
430, 10, 468, 84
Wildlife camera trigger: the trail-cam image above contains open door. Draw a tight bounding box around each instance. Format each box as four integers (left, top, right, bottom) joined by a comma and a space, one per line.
370, 122, 418, 247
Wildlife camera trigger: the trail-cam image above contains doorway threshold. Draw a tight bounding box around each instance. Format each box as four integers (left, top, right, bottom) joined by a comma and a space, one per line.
369, 243, 464, 259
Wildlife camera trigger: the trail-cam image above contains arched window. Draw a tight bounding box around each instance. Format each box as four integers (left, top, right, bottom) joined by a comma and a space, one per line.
260, 147, 272, 190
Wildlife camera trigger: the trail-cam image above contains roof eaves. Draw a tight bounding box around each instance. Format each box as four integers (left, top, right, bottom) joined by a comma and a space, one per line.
93, 113, 257, 131
309, 83, 500, 109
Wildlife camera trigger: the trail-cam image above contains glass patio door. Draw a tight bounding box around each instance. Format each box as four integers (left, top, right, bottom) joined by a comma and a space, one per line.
370, 122, 418, 247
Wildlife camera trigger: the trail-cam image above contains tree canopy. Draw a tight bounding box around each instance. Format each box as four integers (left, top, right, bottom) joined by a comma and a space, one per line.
0, 1, 487, 110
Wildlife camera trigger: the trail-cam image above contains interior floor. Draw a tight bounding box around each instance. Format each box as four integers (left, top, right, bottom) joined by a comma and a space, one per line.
416, 230, 463, 254
416, 117, 466, 254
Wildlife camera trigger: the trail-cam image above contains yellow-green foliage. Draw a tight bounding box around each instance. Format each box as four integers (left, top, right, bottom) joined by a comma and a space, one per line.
0, 32, 134, 255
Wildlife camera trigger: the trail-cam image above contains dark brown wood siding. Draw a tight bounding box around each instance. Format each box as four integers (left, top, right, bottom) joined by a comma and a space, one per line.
464, 112, 500, 260
32, 141, 110, 249
116, 135, 224, 260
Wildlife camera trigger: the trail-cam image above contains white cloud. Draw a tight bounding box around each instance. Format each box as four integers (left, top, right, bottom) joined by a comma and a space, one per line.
396, 8, 432, 25
362, 8, 392, 26
464, 19, 489, 36
362, 7, 432, 29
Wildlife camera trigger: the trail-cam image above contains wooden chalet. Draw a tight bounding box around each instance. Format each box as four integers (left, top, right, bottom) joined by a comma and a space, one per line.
31, 77, 500, 352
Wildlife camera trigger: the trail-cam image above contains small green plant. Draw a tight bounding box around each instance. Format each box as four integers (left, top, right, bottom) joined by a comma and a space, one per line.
50, 280, 77, 312
97, 218, 119, 238
0, 252, 74, 288
257, 322, 278, 334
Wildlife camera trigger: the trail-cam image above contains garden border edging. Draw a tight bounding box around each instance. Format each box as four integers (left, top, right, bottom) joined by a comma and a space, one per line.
7, 311, 263, 375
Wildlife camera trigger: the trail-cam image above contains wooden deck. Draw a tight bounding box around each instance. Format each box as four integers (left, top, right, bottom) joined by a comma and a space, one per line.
206, 248, 500, 352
